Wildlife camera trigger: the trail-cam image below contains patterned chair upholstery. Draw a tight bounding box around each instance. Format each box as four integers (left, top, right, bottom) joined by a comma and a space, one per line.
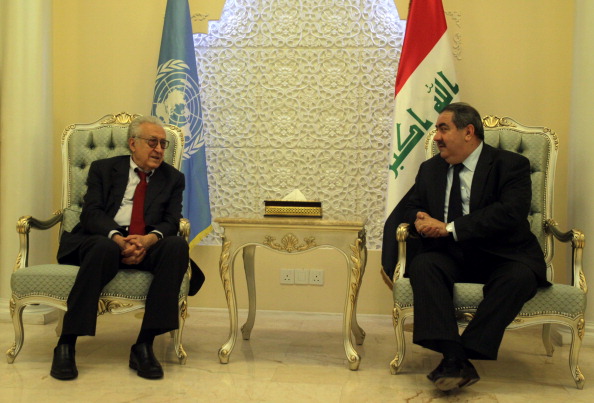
7, 113, 191, 365
390, 116, 587, 389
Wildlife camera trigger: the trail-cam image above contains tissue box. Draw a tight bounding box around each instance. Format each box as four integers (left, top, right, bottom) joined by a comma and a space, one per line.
264, 200, 322, 217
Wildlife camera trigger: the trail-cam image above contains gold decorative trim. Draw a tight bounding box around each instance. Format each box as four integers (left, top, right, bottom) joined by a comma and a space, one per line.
219, 347, 230, 359
219, 238, 233, 306
573, 229, 586, 249
577, 318, 585, 339
14, 253, 23, 272
347, 237, 364, 306
179, 299, 188, 321
482, 115, 517, 128
97, 299, 133, 315
100, 112, 141, 125
358, 228, 367, 248
263, 233, 317, 252
180, 218, 191, 242
60, 124, 76, 144
544, 126, 559, 150
264, 205, 322, 217
16, 216, 31, 234
579, 271, 587, 293
575, 367, 585, 388
6, 343, 17, 363
9, 297, 15, 317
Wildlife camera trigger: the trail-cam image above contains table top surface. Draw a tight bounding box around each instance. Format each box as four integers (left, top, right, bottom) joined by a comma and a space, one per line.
215, 215, 367, 228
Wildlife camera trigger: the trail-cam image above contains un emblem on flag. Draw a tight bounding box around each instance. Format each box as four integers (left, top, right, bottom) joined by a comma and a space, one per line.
153, 59, 204, 159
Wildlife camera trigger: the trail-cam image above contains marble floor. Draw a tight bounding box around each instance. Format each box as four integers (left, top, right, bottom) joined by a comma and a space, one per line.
1, 308, 592, 402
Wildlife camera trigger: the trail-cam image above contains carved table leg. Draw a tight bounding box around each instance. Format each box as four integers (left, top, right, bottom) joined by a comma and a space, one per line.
241, 245, 257, 340
351, 300, 366, 346
342, 234, 367, 370
218, 239, 238, 364
351, 237, 367, 345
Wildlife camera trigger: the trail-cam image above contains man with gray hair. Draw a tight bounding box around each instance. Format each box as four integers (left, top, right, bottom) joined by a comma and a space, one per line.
50, 116, 202, 380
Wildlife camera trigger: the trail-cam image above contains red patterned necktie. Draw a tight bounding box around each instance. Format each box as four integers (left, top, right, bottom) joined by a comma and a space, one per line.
129, 170, 147, 235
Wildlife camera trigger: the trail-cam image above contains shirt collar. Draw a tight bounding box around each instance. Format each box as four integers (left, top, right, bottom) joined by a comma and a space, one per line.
129, 157, 155, 175
454, 141, 483, 172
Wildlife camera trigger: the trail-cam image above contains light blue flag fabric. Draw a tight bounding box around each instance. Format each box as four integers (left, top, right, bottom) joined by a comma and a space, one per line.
152, 0, 212, 247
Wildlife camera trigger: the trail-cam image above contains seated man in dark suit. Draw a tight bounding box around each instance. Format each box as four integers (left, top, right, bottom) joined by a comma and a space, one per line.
404, 102, 549, 391
51, 115, 202, 380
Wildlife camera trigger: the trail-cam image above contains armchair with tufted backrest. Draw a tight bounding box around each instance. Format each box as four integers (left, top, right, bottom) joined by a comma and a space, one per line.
390, 116, 587, 389
7, 112, 191, 365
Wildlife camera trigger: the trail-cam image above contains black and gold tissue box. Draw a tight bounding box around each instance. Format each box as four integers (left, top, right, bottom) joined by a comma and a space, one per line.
264, 200, 322, 218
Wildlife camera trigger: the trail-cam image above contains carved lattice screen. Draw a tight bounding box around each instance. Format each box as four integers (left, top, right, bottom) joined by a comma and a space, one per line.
196, 0, 405, 248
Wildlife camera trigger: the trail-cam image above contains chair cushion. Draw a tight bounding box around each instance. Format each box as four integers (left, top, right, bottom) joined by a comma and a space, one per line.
11, 265, 79, 300
11, 264, 190, 301
394, 278, 586, 319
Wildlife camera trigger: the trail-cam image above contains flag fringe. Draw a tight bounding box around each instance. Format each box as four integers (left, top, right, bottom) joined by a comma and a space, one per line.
189, 224, 213, 249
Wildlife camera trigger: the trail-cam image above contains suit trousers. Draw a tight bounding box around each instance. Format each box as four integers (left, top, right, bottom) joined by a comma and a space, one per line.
61, 235, 188, 337
408, 245, 538, 360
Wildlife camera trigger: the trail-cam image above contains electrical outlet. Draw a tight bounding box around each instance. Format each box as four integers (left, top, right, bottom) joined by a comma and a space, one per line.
294, 268, 309, 284
310, 269, 324, 285
280, 269, 294, 284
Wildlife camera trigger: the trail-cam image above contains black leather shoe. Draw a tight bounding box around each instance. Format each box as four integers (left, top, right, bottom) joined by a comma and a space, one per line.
129, 343, 163, 379
50, 344, 78, 380
428, 358, 480, 391
459, 359, 480, 388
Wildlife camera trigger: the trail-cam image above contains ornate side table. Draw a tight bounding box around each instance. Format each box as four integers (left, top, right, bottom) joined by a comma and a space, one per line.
215, 216, 367, 370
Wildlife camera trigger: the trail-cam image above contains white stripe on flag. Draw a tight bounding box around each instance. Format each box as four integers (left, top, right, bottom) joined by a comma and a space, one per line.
386, 1, 459, 216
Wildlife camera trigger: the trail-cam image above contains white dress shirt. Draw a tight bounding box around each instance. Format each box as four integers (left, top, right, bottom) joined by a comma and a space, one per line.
445, 141, 483, 239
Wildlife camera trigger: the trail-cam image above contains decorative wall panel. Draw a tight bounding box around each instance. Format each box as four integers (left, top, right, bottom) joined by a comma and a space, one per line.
195, 0, 405, 248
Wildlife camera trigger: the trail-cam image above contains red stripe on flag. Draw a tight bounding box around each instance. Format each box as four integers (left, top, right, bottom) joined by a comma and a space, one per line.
395, 0, 448, 95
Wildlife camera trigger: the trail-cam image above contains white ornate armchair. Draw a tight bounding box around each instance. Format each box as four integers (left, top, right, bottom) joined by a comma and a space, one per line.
390, 116, 587, 389
7, 112, 191, 365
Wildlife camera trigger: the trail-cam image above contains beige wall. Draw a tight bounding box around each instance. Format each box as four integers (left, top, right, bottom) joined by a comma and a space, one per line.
50, 0, 574, 315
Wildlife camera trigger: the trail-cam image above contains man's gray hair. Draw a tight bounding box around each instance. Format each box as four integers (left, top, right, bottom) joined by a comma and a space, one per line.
127, 115, 164, 139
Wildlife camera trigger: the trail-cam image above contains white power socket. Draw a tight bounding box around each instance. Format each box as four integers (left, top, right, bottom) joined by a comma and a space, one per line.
309, 269, 324, 285
280, 269, 294, 284
279, 268, 323, 285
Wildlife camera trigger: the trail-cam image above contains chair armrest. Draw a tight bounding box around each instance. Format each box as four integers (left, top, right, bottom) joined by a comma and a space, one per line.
178, 218, 194, 286
15, 210, 63, 271
179, 218, 190, 243
393, 223, 410, 282
546, 218, 587, 292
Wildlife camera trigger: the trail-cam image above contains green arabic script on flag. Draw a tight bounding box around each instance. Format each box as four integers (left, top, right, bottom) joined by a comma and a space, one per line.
389, 70, 459, 179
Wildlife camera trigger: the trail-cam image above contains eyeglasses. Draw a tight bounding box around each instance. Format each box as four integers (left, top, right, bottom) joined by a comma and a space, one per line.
135, 136, 170, 149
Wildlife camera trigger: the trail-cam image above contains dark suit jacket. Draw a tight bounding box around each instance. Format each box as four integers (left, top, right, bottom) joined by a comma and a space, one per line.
404, 143, 548, 286
57, 155, 185, 262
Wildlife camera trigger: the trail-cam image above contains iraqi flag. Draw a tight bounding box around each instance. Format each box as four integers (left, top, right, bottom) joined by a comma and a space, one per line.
382, 0, 459, 285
